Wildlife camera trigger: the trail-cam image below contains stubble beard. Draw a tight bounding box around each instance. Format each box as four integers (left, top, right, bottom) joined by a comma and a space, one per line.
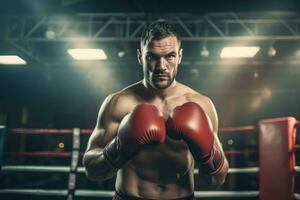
147, 70, 177, 90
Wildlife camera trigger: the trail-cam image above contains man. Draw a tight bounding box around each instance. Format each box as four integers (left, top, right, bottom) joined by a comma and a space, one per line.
83, 20, 228, 200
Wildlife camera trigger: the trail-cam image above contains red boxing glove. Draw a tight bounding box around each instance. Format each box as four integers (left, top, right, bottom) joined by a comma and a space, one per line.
104, 103, 166, 169
167, 102, 224, 175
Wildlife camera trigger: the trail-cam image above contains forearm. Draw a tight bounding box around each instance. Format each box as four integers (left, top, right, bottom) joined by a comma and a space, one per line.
83, 148, 117, 181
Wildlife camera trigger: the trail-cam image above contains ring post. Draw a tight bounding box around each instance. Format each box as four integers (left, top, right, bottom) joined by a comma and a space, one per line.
259, 117, 297, 200
0, 126, 6, 167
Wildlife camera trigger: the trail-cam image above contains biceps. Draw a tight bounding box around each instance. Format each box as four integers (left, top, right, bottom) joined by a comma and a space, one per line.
207, 102, 218, 134
87, 121, 120, 150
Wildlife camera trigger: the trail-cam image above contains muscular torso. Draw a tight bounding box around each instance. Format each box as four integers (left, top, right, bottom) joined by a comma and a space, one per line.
112, 82, 211, 199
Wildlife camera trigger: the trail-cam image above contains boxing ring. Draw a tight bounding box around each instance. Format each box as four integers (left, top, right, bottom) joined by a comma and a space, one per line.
0, 117, 299, 200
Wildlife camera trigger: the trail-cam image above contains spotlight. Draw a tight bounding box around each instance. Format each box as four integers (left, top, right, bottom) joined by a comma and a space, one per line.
253, 71, 259, 79
220, 46, 260, 58
58, 142, 65, 149
68, 49, 107, 60
45, 28, 56, 40
0, 55, 26, 65
200, 46, 210, 57
118, 51, 126, 58
268, 46, 276, 57
227, 139, 234, 145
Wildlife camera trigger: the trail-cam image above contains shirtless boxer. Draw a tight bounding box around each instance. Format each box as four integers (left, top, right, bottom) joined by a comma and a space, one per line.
83, 20, 229, 200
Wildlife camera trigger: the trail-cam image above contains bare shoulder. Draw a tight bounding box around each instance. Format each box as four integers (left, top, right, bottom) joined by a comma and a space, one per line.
103, 83, 141, 122
186, 92, 214, 109
176, 82, 213, 107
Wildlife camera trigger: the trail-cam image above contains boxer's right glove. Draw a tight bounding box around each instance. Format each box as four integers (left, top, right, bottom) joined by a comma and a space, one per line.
103, 103, 166, 170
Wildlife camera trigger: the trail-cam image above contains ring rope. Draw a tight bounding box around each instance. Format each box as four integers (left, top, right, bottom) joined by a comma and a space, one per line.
0, 189, 260, 198
219, 126, 256, 133
5, 149, 258, 157
9, 125, 257, 135
194, 167, 259, 174
1, 165, 259, 174
9, 128, 92, 135
5, 151, 81, 157
1, 165, 77, 173
194, 191, 259, 198
224, 149, 257, 155
228, 167, 259, 173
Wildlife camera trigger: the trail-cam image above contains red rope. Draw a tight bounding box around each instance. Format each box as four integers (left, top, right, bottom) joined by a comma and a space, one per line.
219, 125, 256, 133
224, 149, 257, 155
6, 151, 84, 157
80, 129, 93, 134
6, 149, 259, 158
10, 128, 73, 134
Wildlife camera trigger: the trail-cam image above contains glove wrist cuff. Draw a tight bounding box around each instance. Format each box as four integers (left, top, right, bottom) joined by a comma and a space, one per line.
200, 144, 224, 175
103, 137, 130, 170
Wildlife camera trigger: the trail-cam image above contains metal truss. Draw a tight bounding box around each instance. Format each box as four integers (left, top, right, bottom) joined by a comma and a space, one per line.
2, 12, 300, 42
2, 12, 300, 65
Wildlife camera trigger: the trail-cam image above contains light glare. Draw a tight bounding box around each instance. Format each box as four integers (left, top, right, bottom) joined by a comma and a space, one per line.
68, 49, 107, 60
0, 55, 27, 65
220, 46, 260, 58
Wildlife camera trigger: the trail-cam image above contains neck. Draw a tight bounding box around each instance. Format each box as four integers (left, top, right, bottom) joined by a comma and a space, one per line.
142, 78, 177, 100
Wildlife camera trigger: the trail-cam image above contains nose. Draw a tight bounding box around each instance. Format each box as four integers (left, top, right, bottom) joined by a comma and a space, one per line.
155, 57, 167, 72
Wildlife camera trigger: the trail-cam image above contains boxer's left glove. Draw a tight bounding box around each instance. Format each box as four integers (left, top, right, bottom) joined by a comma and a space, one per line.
167, 102, 224, 175
103, 103, 166, 170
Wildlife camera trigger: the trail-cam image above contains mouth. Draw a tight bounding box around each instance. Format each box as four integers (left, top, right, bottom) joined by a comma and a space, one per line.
153, 76, 169, 81
153, 74, 169, 78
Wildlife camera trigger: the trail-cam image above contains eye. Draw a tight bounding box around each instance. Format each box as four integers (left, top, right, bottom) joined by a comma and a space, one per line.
146, 54, 153, 61
166, 54, 176, 60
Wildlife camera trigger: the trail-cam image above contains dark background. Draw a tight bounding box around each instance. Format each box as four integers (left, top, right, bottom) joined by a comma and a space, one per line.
0, 0, 300, 129
0, 0, 300, 200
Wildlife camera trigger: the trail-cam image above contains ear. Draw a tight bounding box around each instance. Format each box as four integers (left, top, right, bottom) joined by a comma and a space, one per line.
137, 49, 143, 65
178, 48, 183, 64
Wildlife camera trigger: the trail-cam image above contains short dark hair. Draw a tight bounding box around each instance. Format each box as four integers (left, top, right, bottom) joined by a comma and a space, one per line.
140, 20, 181, 49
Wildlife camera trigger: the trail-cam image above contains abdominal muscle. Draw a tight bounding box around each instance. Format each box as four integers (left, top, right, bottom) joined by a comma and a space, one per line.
115, 137, 195, 199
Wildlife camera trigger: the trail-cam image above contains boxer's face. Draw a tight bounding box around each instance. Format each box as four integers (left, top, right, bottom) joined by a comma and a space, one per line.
138, 36, 182, 90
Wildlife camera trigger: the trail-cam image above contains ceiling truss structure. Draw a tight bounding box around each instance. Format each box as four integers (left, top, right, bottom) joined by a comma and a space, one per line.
3, 12, 300, 42
1, 12, 300, 66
